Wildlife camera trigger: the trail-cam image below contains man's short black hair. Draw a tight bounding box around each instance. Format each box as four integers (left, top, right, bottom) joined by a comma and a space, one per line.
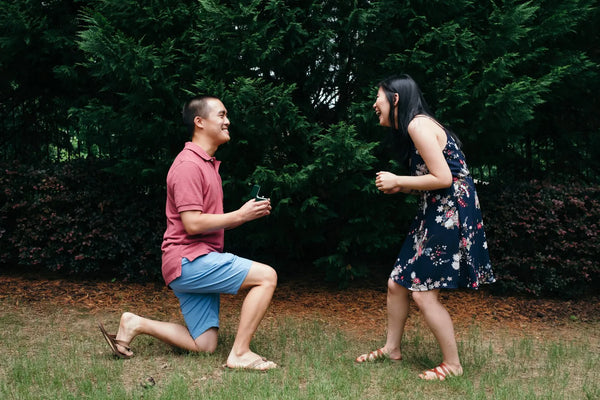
182, 95, 219, 137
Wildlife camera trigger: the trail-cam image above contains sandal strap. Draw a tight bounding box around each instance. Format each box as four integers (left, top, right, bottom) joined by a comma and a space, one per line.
421, 362, 454, 380
356, 348, 386, 363
435, 362, 451, 378
107, 333, 131, 351
369, 348, 385, 361
114, 339, 131, 351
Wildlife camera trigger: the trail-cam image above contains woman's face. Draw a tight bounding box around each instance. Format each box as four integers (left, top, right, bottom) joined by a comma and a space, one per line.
373, 87, 393, 128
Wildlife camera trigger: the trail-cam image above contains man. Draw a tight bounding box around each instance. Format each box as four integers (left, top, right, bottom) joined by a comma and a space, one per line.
99, 96, 278, 370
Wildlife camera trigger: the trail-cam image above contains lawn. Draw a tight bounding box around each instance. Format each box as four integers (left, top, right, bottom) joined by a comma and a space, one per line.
0, 275, 598, 399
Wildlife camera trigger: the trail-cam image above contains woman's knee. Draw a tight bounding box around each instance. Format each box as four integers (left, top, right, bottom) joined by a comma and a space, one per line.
411, 290, 438, 309
387, 278, 408, 296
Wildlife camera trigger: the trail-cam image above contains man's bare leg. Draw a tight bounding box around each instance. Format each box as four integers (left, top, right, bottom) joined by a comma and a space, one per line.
114, 312, 218, 356
226, 261, 277, 369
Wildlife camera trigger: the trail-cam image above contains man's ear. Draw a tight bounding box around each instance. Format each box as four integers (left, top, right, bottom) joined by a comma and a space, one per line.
393, 93, 399, 106
194, 115, 204, 129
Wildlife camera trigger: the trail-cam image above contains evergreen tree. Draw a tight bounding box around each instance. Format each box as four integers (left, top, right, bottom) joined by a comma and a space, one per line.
1, 0, 598, 282
366, 0, 599, 181
0, 0, 84, 162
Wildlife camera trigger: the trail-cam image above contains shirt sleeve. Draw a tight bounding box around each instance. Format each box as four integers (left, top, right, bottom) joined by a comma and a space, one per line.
171, 161, 205, 213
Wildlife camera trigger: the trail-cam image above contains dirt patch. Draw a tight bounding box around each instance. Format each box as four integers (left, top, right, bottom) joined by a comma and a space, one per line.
1, 274, 598, 340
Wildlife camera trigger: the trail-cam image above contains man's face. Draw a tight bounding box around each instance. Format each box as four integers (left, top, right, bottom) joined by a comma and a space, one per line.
198, 98, 231, 145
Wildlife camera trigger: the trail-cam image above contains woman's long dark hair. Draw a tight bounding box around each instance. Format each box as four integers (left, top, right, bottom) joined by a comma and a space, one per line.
379, 74, 461, 166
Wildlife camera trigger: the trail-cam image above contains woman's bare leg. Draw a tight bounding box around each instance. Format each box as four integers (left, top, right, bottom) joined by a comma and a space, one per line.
382, 279, 410, 360
356, 279, 409, 362
411, 290, 463, 378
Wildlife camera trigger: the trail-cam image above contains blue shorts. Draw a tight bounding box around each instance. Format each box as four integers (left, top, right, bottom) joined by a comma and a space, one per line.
169, 252, 252, 339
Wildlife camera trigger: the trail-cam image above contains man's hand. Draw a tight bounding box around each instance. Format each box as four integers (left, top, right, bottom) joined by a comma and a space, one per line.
180, 198, 271, 235
238, 198, 271, 222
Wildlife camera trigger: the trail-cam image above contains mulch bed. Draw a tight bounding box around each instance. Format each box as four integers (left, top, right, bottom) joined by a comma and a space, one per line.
1, 274, 598, 338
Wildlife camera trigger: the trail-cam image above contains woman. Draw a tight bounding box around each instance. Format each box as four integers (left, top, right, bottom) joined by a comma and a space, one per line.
356, 75, 495, 380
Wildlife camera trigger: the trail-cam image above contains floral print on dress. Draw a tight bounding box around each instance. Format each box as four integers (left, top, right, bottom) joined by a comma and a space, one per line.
390, 125, 495, 291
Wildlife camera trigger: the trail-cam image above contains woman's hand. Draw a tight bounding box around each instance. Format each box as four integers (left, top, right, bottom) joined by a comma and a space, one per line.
376, 171, 406, 194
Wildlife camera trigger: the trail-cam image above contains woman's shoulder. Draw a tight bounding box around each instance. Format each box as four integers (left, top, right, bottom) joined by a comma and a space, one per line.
410, 114, 444, 127
408, 115, 448, 151
408, 114, 445, 135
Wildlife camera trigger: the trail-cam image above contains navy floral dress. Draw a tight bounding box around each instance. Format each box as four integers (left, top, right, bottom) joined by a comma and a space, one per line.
390, 123, 495, 291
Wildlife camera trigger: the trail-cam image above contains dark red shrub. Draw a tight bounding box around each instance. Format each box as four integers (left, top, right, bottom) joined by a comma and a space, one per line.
479, 180, 600, 298
0, 161, 164, 281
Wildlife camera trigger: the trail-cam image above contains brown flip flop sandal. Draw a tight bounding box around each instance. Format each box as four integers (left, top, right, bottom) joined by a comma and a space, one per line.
98, 322, 131, 359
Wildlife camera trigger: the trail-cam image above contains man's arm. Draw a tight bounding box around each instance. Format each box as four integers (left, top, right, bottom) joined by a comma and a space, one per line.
180, 198, 271, 235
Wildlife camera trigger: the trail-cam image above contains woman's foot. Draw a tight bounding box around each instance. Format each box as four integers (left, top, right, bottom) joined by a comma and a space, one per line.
355, 347, 402, 363
418, 362, 463, 380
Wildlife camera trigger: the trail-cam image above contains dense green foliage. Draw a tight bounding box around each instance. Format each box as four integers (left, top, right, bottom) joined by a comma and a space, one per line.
2, 162, 598, 296
1, 0, 599, 294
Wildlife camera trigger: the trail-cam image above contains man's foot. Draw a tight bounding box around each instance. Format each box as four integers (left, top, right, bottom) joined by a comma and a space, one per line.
226, 351, 278, 371
418, 362, 463, 381
355, 347, 402, 363
98, 322, 132, 359
112, 312, 139, 357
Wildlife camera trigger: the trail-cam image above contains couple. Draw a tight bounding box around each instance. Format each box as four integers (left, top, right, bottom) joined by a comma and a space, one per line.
100, 75, 495, 378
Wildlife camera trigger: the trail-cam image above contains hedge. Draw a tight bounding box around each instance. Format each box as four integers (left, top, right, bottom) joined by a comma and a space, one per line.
1, 161, 598, 298
479, 180, 600, 298
0, 160, 164, 282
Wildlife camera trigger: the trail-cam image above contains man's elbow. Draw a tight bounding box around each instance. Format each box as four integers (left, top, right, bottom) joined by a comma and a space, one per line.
183, 222, 205, 236
183, 227, 193, 236
183, 226, 199, 236
180, 211, 205, 235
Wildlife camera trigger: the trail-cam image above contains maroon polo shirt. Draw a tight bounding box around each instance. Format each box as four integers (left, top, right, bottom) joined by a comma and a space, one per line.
161, 142, 224, 286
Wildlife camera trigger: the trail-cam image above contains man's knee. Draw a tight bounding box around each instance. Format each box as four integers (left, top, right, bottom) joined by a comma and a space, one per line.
195, 328, 218, 353
262, 264, 277, 288
243, 262, 277, 289
253, 262, 277, 284
197, 341, 218, 353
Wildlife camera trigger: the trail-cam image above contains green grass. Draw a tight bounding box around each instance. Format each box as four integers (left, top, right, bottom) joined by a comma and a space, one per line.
0, 303, 598, 400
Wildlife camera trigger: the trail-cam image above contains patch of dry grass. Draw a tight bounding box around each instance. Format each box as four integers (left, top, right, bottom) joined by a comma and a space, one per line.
0, 275, 598, 399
